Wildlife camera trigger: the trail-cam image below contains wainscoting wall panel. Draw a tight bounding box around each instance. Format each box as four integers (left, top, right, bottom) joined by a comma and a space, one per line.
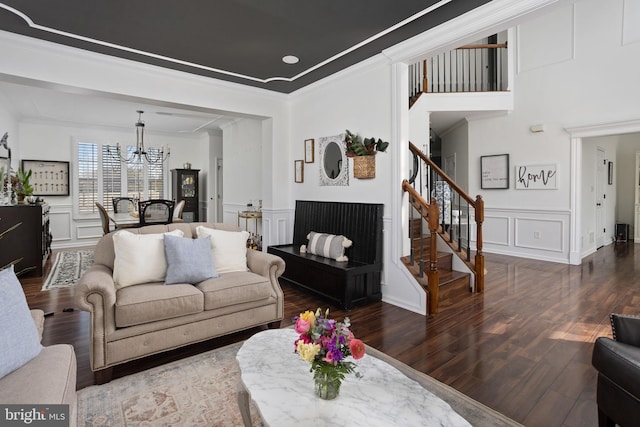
515, 217, 564, 252
483, 215, 510, 246
48, 207, 72, 243
482, 207, 571, 263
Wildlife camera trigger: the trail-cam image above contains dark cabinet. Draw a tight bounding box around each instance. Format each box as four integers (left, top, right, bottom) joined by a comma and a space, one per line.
171, 169, 199, 222
0, 204, 51, 277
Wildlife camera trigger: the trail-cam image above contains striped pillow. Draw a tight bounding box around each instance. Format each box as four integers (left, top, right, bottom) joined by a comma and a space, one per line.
306, 231, 352, 262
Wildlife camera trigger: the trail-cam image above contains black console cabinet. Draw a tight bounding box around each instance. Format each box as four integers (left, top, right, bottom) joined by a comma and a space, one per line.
171, 169, 199, 222
0, 204, 51, 277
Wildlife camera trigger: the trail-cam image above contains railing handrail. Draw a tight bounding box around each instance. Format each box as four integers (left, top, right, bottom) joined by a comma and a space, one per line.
409, 141, 476, 206
405, 142, 485, 296
456, 42, 507, 50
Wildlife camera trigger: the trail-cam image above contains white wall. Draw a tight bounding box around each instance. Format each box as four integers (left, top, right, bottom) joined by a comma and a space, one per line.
441, 120, 469, 191
221, 118, 263, 232
463, 0, 640, 263
0, 94, 18, 171
289, 57, 428, 315
17, 120, 209, 247
615, 133, 640, 234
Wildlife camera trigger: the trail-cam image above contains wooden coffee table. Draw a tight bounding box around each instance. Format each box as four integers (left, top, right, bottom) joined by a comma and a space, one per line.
236, 328, 505, 427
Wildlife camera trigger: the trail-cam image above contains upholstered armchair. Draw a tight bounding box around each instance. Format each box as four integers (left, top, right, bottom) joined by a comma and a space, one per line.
592, 313, 640, 427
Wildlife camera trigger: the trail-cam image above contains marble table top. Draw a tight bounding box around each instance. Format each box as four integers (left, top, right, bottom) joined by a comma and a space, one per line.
236, 328, 472, 427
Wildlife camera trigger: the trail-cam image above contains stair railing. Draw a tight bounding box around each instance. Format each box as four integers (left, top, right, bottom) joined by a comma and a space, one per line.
405, 142, 485, 293
402, 181, 441, 314
409, 40, 507, 105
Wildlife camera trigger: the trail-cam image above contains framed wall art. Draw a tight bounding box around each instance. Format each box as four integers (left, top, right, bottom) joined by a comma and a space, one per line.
21, 159, 70, 196
294, 160, 304, 183
514, 163, 557, 190
305, 138, 315, 163
480, 154, 509, 189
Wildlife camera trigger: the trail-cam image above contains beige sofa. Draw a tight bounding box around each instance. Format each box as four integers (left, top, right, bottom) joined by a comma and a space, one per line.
74, 222, 285, 383
0, 310, 77, 426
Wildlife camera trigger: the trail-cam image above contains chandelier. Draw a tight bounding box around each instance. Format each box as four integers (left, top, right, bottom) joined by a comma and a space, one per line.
106, 110, 170, 164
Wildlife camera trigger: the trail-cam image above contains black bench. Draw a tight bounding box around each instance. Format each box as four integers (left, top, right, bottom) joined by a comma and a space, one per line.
268, 200, 383, 310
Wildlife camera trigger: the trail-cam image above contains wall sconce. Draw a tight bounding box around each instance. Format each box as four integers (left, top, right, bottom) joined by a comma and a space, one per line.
529, 124, 545, 133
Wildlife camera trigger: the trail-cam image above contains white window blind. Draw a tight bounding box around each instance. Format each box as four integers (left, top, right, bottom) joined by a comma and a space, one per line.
78, 143, 98, 214
76, 142, 167, 215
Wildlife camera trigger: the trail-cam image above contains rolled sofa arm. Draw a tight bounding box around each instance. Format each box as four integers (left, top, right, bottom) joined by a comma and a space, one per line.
246, 250, 285, 280
74, 264, 117, 370
592, 337, 640, 399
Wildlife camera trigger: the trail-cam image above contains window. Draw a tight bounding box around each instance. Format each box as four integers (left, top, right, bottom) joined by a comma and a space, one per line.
75, 141, 168, 215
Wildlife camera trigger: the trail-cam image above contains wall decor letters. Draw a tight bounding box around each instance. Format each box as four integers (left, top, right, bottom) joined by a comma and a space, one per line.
515, 164, 557, 189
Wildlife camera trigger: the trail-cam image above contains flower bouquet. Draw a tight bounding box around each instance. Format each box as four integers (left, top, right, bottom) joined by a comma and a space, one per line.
294, 308, 366, 399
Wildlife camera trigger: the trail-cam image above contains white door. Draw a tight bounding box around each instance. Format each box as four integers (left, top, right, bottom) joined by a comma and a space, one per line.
596, 148, 606, 248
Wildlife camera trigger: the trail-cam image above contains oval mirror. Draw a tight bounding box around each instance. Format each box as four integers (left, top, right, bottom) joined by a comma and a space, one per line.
323, 142, 342, 180
319, 134, 349, 186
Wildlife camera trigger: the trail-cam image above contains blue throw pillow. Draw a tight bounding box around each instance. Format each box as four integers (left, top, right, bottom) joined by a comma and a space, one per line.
164, 234, 219, 285
0, 265, 43, 379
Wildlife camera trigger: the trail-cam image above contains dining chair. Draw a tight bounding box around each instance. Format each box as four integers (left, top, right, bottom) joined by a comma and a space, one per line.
138, 199, 175, 226
173, 199, 186, 223
112, 197, 138, 214
95, 202, 112, 235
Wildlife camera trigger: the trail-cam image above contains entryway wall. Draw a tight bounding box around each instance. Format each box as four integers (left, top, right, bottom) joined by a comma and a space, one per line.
576, 131, 640, 259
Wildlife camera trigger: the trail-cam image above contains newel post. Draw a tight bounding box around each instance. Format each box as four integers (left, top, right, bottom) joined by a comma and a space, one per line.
474, 195, 484, 293
427, 197, 439, 314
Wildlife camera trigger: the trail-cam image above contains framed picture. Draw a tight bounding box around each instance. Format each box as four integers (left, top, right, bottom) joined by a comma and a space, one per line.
480, 154, 509, 189
305, 138, 315, 163
608, 161, 613, 185
21, 159, 70, 196
294, 160, 304, 183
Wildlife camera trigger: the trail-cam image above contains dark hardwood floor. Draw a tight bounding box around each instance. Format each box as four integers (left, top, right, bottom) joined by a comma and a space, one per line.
21, 242, 638, 427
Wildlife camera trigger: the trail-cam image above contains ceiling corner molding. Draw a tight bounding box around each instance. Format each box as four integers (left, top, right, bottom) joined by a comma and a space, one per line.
564, 119, 640, 138
383, 0, 562, 64
288, 53, 389, 99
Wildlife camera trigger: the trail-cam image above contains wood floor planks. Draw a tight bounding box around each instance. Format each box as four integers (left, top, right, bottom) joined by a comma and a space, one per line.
20, 242, 640, 427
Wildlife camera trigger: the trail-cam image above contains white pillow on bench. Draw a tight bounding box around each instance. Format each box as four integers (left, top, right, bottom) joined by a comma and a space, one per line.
306, 231, 352, 262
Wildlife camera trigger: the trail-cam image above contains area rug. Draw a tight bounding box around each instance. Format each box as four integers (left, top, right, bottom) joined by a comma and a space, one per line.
42, 250, 94, 290
77, 338, 522, 427
77, 341, 263, 427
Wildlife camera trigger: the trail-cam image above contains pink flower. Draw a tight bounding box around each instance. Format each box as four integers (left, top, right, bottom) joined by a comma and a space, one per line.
323, 351, 336, 364
295, 317, 311, 334
349, 339, 366, 360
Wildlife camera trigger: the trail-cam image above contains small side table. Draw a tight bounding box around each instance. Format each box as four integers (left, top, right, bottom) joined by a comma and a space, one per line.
237, 210, 262, 234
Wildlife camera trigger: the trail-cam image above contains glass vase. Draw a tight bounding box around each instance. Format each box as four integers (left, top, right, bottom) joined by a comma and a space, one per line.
314, 372, 341, 400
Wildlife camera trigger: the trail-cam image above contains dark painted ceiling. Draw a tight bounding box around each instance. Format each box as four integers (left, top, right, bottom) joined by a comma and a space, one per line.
0, 0, 491, 93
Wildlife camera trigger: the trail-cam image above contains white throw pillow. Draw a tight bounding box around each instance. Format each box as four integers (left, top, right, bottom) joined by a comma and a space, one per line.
306, 231, 352, 262
113, 229, 184, 288
196, 226, 249, 274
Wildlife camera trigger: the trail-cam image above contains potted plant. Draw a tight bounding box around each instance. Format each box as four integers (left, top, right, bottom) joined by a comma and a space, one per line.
14, 168, 33, 204
344, 129, 389, 179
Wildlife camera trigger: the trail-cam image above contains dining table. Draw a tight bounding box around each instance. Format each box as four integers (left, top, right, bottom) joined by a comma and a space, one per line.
109, 211, 141, 228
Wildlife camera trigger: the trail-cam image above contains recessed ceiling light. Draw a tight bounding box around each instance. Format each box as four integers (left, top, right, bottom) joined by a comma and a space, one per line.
282, 55, 299, 64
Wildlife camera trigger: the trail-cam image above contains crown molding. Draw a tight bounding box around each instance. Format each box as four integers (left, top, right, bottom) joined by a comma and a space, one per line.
383, 0, 562, 64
